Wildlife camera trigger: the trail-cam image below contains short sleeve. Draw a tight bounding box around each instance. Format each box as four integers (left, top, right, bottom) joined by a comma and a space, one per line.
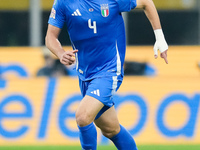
48, 0, 66, 29
116, 0, 137, 12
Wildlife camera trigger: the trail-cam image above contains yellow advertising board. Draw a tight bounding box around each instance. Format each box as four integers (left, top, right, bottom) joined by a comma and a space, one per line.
0, 0, 196, 10
0, 77, 200, 145
153, 0, 196, 10
0, 46, 200, 145
0, 0, 54, 11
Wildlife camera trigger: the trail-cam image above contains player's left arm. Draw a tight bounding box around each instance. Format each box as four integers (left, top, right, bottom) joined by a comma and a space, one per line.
136, 0, 168, 64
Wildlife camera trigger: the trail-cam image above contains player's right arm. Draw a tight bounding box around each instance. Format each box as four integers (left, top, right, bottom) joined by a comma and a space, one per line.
45, 24, 77, 66
46, 0, 78, 66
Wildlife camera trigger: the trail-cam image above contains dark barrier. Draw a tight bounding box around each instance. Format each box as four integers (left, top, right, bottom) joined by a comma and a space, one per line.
0, 10, 199, 46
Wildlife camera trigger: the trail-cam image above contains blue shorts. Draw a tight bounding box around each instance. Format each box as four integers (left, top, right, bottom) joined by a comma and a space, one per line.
79, 76, 122, 119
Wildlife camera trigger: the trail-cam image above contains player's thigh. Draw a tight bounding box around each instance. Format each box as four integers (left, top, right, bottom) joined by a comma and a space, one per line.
76, 95, 104, 126
94, 106, 120, 138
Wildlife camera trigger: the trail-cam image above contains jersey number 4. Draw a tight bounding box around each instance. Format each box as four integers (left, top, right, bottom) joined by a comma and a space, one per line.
88, 19, 97, 34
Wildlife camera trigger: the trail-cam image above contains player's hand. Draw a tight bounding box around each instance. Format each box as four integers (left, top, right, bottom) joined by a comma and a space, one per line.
59, 50, 78, 65
153, 38, 168, 64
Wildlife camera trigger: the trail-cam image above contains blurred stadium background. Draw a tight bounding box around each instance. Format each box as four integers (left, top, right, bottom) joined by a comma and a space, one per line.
0, 0, 200, 149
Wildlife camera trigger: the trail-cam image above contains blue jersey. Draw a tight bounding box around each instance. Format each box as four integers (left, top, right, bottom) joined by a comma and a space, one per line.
48, 0, 137, 81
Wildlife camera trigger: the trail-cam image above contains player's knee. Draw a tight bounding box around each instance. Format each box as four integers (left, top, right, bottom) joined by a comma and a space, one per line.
101, 127, 120, 139
76, 112, 91, 127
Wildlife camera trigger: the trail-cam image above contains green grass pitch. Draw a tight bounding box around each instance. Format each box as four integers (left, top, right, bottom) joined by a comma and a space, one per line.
1, 145, 200, 150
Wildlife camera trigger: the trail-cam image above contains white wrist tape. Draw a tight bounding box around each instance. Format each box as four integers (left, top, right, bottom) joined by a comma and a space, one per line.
154, 29, 165, 41
153, 29, 168, 54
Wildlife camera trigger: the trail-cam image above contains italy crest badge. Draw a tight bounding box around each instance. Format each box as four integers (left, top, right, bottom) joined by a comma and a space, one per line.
101, 4, 109, 17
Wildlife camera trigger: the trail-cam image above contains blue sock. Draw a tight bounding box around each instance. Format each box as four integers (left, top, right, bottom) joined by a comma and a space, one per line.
110, 125, 138, 150
78, 122, 97, 150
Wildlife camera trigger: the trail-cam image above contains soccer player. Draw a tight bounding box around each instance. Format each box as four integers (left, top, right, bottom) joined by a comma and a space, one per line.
46, 0, 168, 149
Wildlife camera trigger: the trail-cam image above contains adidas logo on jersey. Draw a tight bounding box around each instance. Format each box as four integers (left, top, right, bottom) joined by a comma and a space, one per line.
91, 89, 100, 96
72, 9, 82, 16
